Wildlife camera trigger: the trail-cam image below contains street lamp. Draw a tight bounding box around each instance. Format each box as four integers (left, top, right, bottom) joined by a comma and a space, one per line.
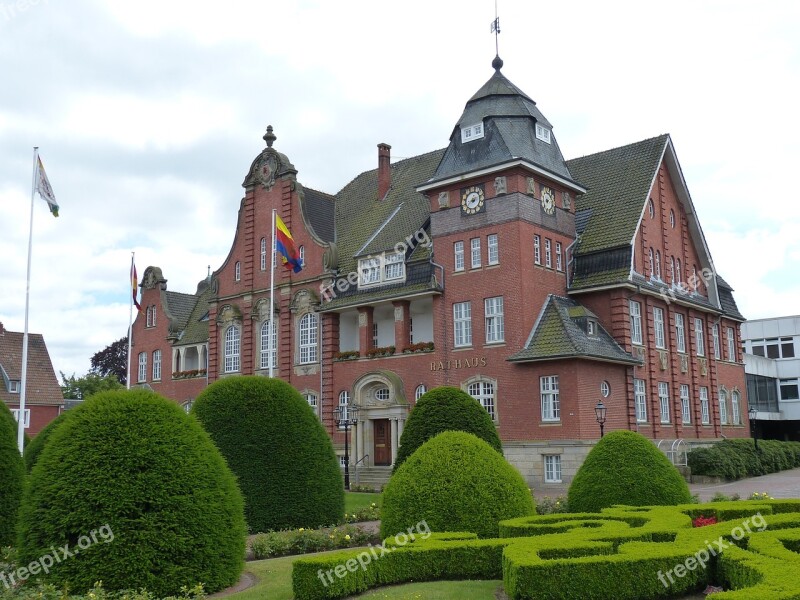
334, 402, 360, 490
595, 401, 607, 438
749, 406, 759, 451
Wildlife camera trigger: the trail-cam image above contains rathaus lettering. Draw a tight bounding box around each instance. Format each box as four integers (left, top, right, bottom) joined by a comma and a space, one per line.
430, 357, 487, 371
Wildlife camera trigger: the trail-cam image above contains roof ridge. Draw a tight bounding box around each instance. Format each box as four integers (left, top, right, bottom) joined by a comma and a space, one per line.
567, 133, 669, 163
336, 148, 447, 196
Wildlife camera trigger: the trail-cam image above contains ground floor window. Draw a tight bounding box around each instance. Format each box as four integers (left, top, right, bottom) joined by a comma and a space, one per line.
544, 455, 562, 483
11, 409, 30, 428
468, 380, 496, 421
634, 379, 647, 422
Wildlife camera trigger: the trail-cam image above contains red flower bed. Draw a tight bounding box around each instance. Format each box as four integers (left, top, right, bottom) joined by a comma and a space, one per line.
692, 515, 718, 528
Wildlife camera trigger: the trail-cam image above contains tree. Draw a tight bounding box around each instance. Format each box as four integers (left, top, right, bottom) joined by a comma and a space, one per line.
90, 336, 128, 384
17, 389, 245, 596
60, 371, 123, 400
394, 386, 502, 471
568, 430, 692, 512
0, 401, 25, 546
382, 431, 534, 539
192, 376, 344, 533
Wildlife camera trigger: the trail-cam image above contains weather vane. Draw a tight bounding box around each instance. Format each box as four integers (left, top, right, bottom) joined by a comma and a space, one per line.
490, 0, 500, 57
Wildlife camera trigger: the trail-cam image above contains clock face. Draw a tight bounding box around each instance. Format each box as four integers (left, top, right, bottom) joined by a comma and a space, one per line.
541, 186, 556, 215
460, 185, 485, 215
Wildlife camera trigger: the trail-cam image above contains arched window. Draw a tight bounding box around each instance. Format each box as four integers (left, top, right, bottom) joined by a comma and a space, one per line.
719, 389, 729, 425
415, 384, 427, 400
649, 198, 655, 218
260, 237, 267, 271
183, 400, 193, 414
152, 349, 161, 381
731, 391, 741, 425
655, 251, 661, 280
299, 245, 305, 267
676, 258, 682, 283
304, 392, 318, 417
137, 351, 147, 383
224, 326, 240, 373
151, 305, 156, 326
468, 380, 496, 421
235, 261, 241, 282
338, 391, 349, 427
299, 313, 318, 364
260, 319, 277, 370
648, 248, 654, 277
670, 257, 676, 284
146, 306, 152, 328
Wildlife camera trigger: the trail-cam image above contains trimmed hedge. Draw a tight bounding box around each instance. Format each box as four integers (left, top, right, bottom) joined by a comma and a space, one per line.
0, 401, 25, 546
292, 500, 800, 600
192, 376, 344, 533
17, 389, 245, 596
393, 386, 501, 471
689, 438, 800, 480
568, 430, 691, 512
381, 431, 533, 539
22, 411, 68, 472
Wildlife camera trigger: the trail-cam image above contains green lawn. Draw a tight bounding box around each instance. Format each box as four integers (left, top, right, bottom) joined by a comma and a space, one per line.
228, 551, 500, 599
344, 491, 382, 514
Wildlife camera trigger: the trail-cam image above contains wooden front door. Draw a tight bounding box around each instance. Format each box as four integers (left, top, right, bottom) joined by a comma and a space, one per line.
373, 419, 391, 466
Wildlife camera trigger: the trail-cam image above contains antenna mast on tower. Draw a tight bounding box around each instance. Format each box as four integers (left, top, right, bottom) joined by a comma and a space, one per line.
490, 0, 501, 57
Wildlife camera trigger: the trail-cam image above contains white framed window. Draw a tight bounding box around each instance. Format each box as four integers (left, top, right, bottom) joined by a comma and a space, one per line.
630, 301, 642, 345
453, 302, 472, 347
224, 326, 240, 373
649, 248, 654, 276
727, 327, 736, 361
454, 241, 465, 272
182, 401, 193, 414
299, 313, 318, 364
138, 351, 147, 382
680, 384, 691, 424
415, 384, 427, 400
384, 251, 404, 280
305, 392, 318, 417
461, 122, 484, 143
731, 391, 741, 425
556, 242, 563, 271
468, 380, 495, 420
587, 320, 596, 336
544, 455, 562, 483
658, 382, 670, 424
337, 391, 349, 428
151, 305, 156, 326
487, 234, 499, 265
712, 324, 721, 360
654, 307, 665, 349
260, 237, 267, 271
260, 319, 277, 370
534, 235, 541, 265
470, 238, 481, 268
484, 296, 504, 344
359, 256, 381, 285
11, 409, 30, 429
152, 349, 161, 381
675, 258, 682, 283
545, 239, 552, 268
695, 318, 705, 356
719, 389, 728, 425
670, 209, 676, 228
535, 123, 551, 144
146, 306, 152, 328
750, 337, 796, 359
670, 257, 676, 284
675, 313, 686, 353
600, 381, 610, 397
372, 322, 379, 347
540, 375, 560, 421
780, 379, 800, 400
655, 251, 662, 280
700, 387, 710, 424
235, 261, 241, 282
375, 387, 390, 402
649, 198, 655, 218
8, 381, 20, 393
634, 379, 647, 422
299, 245, 305, 268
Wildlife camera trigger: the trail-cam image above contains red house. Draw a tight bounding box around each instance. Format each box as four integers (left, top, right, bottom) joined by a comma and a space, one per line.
130, 57, 747, 488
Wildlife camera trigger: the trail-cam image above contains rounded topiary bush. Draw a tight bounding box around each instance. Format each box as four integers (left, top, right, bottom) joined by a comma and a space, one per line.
568, 430, 692, 512
192, 376, 343, 533
17, 389, 245, 596
0, 401, 25, 546
394, 386, 502, 471
23, 411, 68, 472
381, 431, 533, 539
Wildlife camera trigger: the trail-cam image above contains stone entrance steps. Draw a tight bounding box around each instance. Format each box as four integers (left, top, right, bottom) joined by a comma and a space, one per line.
352, 465, 392, 491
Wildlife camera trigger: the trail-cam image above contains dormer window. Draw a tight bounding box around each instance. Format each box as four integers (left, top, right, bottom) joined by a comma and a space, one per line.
587, 320, 597, 336
460, 122, 485, 143
359, 251, 406, 288
9, 381, 20, 393
535, 123, 551, 144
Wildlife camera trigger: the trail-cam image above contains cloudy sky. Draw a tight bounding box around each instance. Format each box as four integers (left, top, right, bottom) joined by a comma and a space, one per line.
1, 0, 798, 379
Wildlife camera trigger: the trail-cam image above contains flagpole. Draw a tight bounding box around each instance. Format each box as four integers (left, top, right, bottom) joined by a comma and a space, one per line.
269, 209, 276, 378
18, 147, 39, 453
127, 252, 134, 390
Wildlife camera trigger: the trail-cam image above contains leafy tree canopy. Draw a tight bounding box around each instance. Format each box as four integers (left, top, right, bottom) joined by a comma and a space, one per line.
61, 371, 124, 401
89, 336, 128, 384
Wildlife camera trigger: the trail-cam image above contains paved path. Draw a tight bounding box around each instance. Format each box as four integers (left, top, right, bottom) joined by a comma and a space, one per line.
532, 467, 800, 503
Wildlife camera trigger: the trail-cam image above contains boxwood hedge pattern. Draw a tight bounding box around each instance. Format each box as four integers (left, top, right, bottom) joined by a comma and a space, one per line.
0, 401, 25, 546
292, 499, 800, 600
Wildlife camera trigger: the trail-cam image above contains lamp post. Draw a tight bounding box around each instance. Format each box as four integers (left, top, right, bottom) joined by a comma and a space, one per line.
595, 400, 607, 438
334, 403, 360, 490
749, 406, 759, 451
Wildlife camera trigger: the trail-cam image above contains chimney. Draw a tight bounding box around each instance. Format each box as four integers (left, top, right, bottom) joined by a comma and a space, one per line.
0, 322, 4, 335
378, 143, 391, 200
